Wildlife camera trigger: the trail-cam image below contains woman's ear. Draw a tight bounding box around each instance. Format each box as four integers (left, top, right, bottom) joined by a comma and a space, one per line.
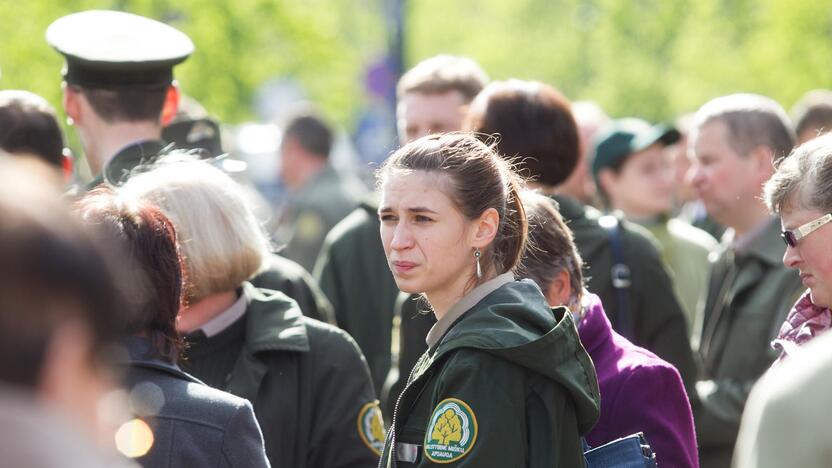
544, 269, 572, 307
471, 207, 499, 249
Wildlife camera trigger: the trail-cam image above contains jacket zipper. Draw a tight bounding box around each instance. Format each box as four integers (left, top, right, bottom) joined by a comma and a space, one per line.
381, 355, 426, 468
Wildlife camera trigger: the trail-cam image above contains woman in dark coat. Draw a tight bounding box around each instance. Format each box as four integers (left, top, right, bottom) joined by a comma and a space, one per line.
119, 155, 382, 468
77, 189, 270, 468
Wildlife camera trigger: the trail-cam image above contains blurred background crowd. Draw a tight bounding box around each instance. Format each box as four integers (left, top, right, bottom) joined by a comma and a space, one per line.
3, 2, 832, 468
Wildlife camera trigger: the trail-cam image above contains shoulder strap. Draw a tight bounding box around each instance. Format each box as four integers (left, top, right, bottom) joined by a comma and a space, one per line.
599, 215, 634, 340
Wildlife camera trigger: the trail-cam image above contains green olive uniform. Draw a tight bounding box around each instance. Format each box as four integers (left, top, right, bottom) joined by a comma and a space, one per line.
184, 283, 383, 468
251, 253, 335, 324
638, 216, 718, 331
277, 165, 366, 273
692, 219, 802, 468
85, 139, 169, 190
381, 277, 600, 468
314, 199, 399, 395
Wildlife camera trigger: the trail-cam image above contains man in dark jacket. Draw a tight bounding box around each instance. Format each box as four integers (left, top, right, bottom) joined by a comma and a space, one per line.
687, 93, 803, 468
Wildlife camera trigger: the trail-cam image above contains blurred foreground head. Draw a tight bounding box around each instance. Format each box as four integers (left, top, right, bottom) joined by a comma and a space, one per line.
0, 155, 123, 435
0, 90, 69, 184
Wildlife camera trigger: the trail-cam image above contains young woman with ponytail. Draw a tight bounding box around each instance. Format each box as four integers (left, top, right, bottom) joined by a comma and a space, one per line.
377, 132, 600, 467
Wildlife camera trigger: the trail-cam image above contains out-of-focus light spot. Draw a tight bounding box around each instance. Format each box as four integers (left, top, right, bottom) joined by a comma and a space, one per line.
221, 158, 248, 173
235, 123, 281, 155
129, 382, 165, 417
115, 418, 154, 458
99, 389, 131, 427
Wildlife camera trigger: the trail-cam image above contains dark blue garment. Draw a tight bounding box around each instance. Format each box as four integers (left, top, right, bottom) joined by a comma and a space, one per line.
117, 336, 270, 468
584, 433, 658, 468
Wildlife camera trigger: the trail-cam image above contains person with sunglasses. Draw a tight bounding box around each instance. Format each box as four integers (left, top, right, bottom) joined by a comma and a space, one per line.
763, 132, 832, 364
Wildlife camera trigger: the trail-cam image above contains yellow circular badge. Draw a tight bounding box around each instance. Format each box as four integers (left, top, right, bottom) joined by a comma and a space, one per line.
423, 398, 478, 463
357, 401, 386, 456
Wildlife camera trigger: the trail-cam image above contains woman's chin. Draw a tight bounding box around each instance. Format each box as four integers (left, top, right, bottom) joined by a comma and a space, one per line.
392, 277, 422, 295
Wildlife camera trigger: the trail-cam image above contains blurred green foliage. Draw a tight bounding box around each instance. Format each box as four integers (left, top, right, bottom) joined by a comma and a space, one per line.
0, 0, 386, 126
407, 0, 832, 121
2, 0, 831, 131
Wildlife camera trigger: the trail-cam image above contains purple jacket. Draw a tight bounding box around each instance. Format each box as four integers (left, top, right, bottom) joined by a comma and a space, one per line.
579, 293, 698, 468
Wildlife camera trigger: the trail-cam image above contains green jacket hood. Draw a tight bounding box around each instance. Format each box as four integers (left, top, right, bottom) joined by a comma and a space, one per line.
435, 280, 600, 433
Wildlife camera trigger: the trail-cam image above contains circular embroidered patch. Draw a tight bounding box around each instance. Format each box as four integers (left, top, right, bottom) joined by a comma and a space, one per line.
357, 401, 386, 456
423, 398, 478, 463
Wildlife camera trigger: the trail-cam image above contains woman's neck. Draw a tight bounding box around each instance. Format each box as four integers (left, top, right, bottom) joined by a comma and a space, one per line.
427, 268, 498, 320
176, 290, 238, 334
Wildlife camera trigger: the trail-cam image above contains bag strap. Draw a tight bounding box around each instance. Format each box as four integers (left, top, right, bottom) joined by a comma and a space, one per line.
599, 215, 634, 340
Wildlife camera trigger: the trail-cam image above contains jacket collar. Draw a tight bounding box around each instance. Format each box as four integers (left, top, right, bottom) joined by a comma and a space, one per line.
225, 283, 309, 400
103, 139, 169, 186
426, 273, 514, 350
550, 194, 586, 222
241, 281, 310, 354
117, 335, 201, 384
724, 217, 784, 266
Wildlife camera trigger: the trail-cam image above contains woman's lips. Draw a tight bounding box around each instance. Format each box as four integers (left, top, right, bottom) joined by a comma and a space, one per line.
393, 261, 418, 274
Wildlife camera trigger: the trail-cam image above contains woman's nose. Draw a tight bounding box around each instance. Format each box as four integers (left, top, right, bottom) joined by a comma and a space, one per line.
390, 223, 413, 250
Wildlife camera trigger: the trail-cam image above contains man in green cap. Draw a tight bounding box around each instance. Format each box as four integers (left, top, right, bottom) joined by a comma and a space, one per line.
592, 118, 718, 329
46, 9, 193, 188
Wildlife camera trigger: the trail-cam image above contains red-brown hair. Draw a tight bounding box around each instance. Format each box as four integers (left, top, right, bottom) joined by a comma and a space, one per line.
77, 188, 185, 362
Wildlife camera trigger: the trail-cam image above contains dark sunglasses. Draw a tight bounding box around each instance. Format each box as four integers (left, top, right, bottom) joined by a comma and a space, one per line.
781, 213, 832, 247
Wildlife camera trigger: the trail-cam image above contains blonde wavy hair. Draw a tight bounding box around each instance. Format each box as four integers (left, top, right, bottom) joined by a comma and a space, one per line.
120, 154, 270, 302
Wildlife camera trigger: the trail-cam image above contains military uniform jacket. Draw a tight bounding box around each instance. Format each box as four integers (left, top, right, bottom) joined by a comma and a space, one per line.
86, 139, 168, 190
278, 165, 366, 272
251, 253, 335, 324
118, 336, 270, 468
693, 219, 802, 468
314, 199, 400, 394
222, 283, 383, 468
553, 195, 697, 395
381, 280, 600, 468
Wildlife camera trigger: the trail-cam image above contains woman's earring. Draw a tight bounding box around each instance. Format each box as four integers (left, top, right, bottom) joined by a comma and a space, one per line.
474, 248, 482, 279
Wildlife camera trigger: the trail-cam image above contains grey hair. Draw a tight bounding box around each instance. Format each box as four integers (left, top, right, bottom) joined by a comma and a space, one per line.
516, 190, 584, 309
764, 132, 832, 214
694, 93, 795, 160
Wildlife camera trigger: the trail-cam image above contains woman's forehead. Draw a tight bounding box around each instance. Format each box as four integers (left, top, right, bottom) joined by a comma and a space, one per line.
380, 170, 457, 207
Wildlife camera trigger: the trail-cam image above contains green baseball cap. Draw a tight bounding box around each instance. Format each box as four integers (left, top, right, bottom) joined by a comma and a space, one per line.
591, 118, 680, 180
46, 10, 193, 89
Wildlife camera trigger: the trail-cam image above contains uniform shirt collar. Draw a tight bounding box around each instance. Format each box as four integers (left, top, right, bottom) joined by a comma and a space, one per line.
198, 291, 247, 338
426, 272, 514, 349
